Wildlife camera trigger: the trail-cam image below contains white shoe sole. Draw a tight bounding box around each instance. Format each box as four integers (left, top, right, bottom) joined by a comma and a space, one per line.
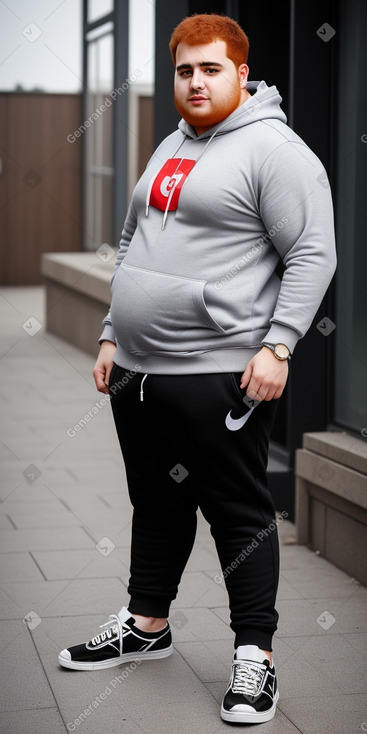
220, 689, 279, 723
58, 644, 174, 671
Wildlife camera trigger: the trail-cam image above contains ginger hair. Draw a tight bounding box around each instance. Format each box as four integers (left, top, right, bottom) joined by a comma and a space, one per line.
169, 13, 249, 68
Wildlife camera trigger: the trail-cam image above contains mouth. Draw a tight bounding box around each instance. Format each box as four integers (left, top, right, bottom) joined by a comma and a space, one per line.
188, 95, 208, 105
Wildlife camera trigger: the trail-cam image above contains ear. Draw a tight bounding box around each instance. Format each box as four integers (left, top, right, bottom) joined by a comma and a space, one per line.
239, 63, 249, 88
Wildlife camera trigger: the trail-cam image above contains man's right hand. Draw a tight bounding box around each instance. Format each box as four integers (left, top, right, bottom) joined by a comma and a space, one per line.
93, 341, 117, 394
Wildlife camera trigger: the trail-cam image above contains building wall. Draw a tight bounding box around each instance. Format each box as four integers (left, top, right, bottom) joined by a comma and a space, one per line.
0, 93, 83, 285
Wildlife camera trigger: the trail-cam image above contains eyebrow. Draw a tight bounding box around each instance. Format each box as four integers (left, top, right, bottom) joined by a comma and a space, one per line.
176, 62, 224, 71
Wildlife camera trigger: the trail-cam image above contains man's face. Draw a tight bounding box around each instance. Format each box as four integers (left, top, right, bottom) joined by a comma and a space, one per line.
174, 40, 249, 135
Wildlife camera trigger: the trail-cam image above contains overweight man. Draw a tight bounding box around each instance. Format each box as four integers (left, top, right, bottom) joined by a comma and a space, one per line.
59, 13, 336, 725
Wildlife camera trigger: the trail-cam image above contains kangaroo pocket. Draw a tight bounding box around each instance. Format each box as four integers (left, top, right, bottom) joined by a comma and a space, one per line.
110, 264, 229, 355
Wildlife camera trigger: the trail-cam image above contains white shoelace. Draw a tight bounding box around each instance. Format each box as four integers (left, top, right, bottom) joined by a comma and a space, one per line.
231, 660, 266, 696
90, 614, 125, 655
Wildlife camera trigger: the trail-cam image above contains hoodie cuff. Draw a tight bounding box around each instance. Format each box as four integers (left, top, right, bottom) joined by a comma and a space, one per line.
98, 325, 116, 345
261, 324, 301, 355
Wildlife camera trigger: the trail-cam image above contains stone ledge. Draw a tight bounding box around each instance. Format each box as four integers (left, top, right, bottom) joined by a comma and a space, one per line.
295, 448, 367, 510
41, 251, 115, 305
41, 252, 116, 356
302, 430, 367, 475
295, 431, 367, 585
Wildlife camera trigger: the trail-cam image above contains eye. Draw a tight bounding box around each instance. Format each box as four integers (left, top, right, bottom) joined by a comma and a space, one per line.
205, 68, 219, 74
178, 70, 192, 77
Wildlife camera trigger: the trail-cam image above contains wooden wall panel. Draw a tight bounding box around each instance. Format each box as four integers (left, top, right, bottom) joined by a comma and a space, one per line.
0, 93, 83, 285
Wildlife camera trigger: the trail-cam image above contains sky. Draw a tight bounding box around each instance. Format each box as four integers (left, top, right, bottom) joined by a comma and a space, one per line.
0, 0, 155, 93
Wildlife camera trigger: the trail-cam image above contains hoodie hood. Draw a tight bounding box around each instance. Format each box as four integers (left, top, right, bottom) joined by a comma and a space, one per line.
177, 80, 287, 140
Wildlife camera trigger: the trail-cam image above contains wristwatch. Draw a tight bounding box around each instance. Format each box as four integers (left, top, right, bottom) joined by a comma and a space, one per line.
262, 343, 291, 361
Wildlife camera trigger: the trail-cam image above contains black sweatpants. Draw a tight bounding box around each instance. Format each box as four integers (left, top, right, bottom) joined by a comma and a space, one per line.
109, 364, 280, 651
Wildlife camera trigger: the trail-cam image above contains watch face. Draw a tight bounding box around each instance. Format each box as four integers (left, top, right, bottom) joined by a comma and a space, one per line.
275, 343, 289, 359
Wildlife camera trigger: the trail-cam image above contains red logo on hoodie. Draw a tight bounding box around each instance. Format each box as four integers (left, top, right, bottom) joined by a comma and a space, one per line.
149, 158, 196, 212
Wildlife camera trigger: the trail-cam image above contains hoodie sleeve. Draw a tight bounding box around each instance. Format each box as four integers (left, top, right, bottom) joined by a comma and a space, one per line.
258, 140, 337, 354
99, 201, 138, 344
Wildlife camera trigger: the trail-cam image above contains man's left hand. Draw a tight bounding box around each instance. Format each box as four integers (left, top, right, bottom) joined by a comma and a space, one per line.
240, 347, 289, 401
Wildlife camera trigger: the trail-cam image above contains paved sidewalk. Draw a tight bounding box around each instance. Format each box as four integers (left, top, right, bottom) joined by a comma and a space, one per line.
1, 286, 366, 734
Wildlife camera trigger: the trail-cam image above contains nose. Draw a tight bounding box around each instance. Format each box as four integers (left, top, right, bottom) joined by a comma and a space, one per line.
190, 69, 205, 90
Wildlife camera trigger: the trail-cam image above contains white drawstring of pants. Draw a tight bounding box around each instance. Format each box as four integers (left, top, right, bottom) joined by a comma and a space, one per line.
140, 374, 148, 401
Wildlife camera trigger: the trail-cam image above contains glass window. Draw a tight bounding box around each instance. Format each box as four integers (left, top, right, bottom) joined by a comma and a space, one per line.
87, 0, 113, 24
127, 0, 155, 199
333, 0, 367, 432
84, 28, 114, 249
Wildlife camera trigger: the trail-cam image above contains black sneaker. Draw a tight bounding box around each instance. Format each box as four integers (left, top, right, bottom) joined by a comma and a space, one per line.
221, 644, 279, 724
58, 606, 173, 670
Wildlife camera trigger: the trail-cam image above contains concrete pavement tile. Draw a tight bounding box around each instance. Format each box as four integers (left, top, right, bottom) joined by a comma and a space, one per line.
186, 534, 217, 553
0, 526, 95, 552
344, 631, 367, 654
0, 620, 55, 712
280, 694, 367, 734
0, 484, 64, 509
280, 634, 367, 693
0, 515, 14, 529
275, 654, 337, 699
0, 708, 66, 734
62, 705, 148, 734
8, 507, 81, 528
1, 483, 79, 506
95, 491, 133, 509
66, 521, 133, 550
171, 571, 228, 608
324, 586, 367, 633
276, 635, 315, 655
32, 548, 130, 581
279, 544, 331, 569
4, 439, 74, 462
59, 510, 133, 538
0, 495, 73, 518
174, 640, 232, 682
277, 575, 303, 600
168, 607, 233, 642
57, 464, 126, 487
270, 637, 303, 669
274, 598, 360, 638
0, 577, 126, 619
199, 637, 238, 670
0, 553, 44, 582
46, 484, 129, 504
185, 543, 222, 572
0, 584, 24, 618
281, 566, 360, 599
110, 524, 133, 548
211, 606, 231, 627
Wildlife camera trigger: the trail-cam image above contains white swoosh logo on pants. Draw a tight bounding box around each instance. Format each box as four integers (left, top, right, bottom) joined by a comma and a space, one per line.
225, 406, 255, 431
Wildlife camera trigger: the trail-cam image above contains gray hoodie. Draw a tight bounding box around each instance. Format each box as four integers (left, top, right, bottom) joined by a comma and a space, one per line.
100, 80, 337, 374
